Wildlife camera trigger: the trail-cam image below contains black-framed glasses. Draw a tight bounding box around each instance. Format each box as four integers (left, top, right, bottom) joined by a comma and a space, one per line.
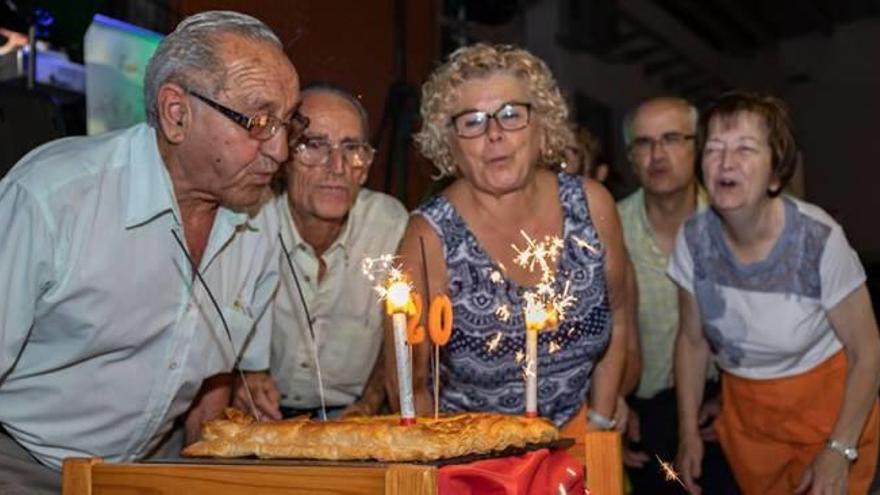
629, 132, 694, 157
188, 90, 309, 142
450, 101, 532, 138
293, 137, 375, 171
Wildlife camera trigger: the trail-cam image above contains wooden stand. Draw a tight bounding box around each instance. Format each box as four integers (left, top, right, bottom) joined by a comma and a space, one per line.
63, 458, 437, 495
62, 431, 622, 495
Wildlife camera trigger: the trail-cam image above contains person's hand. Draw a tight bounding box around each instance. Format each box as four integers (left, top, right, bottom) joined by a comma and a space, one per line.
622, 406, 650, 468
794, 447, 849, 494
613, 395, 629, 433
232, 371, 282, 421
675, 433, 705, 495
340, 400, 377, 419
697, 395, 721, 442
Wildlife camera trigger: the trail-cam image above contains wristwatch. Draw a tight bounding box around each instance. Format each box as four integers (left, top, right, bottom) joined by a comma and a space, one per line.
826, 439, 858, 462
587, 409, 617, 431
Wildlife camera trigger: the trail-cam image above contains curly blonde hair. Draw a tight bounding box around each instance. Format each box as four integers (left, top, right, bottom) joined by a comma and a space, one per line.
414, 43, 573, 178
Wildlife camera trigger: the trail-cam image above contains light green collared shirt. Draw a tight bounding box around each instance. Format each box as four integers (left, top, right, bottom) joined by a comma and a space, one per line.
617, 187, 716, 399
0, 123, 280, 469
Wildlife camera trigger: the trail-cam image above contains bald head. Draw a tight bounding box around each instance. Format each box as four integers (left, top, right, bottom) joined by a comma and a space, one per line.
624, 97, 697, 147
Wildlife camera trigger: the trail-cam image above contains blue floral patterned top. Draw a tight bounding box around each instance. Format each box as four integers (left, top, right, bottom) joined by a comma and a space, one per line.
414, 172, 612, 426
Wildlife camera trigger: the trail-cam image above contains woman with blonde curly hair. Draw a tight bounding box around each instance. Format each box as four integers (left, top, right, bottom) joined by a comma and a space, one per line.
385, 44, 629, 439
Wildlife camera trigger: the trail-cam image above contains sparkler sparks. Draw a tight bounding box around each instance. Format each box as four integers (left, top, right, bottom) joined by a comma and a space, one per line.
572, 235, 599, 255
512, 231, 575, 333
521, 357, 537, 380
515, 350, 526, 363
490, 270, 504, 284
362, 255, 413, 308
486, 331, 503, 353
549, 340, 561, 354
656, 455, 688, 491
511, 232, 563, 285
495, 304, 511, 322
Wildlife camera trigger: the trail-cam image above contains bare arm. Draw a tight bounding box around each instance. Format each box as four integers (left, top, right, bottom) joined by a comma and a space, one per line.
584, 178, 627, 419
825, 285, 880, 445
795, 285, 880, 493
184, 373, 233, 445
384, 215, 448, 415
674, 287, 711, 494
620, 257, 642, 396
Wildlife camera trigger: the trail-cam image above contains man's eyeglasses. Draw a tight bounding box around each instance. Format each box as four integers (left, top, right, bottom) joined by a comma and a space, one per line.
293, 137, 375, 171
188, 90, 309, 142
629, 132, 695, 157
450, 101, 532, 139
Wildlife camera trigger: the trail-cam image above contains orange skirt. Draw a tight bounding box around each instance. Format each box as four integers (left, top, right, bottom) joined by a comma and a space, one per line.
715, 351, 879, 495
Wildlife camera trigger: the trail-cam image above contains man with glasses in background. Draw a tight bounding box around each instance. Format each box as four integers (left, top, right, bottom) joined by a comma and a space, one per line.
617, 96, 738, 494
231, 83, 408, 420
0, 11, 303, 494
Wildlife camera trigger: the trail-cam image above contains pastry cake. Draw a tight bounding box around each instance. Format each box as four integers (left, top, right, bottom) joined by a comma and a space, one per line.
182, 408, 559, 462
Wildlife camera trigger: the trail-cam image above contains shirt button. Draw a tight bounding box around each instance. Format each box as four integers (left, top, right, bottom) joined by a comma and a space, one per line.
300, 362, 309, 369
169, 362, 178, 370
293, 394, 301, 401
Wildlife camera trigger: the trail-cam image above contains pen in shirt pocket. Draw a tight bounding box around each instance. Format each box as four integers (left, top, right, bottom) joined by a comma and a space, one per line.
232, 298, 254, 318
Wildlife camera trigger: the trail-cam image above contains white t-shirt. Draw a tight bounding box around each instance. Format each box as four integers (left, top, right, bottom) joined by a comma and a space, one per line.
667, 197, 865, 380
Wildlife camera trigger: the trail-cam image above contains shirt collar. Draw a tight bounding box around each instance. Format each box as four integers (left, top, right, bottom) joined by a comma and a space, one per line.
278, 192, 356, 257
635, 184, 708, 254
124, 125, 251, 230
124, 125, 175, 228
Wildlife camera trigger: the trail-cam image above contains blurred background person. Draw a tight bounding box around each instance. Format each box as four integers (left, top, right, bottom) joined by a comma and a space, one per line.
617, 96, 737, 494
671, 90, 880, 495
561, 124, 609, 183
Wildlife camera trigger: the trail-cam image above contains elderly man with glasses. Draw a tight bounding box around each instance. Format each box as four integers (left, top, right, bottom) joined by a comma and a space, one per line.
231, 83, 408, 421
0, 11, 303, 494
617, 96, 738, 494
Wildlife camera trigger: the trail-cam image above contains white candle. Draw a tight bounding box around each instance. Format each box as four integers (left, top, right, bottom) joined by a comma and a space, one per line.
525, 327, 538, 417
386, 278, 416, 426
392, 312, 415, 425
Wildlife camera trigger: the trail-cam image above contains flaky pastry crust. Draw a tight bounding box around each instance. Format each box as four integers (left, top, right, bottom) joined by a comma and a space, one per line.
182, 408, 559, 462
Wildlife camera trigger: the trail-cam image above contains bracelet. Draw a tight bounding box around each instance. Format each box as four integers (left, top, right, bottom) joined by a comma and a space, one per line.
587, 409, 616, 430
826, 439, 858, 462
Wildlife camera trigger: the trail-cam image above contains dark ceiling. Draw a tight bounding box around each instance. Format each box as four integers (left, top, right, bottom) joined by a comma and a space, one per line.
554, 0, 880, 102
655, 0, 880, 56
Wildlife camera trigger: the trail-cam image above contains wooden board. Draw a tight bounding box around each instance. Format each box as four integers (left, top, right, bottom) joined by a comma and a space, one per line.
63, 433, 622, 495
63, 458, 436, 495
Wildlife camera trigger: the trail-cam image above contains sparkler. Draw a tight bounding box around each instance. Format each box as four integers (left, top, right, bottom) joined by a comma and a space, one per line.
656, 455, 688, 491
511, 231, 576, 418
279, 233, 328, 421
383, 269, 417, 426
172, 229, 262, 422
363, 256, 418, 426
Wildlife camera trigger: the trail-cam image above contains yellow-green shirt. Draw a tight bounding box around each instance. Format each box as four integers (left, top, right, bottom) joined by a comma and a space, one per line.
617, 187, 716, 399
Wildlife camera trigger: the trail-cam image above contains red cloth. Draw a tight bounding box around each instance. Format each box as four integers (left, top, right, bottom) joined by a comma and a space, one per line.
438, 448, 584, 495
